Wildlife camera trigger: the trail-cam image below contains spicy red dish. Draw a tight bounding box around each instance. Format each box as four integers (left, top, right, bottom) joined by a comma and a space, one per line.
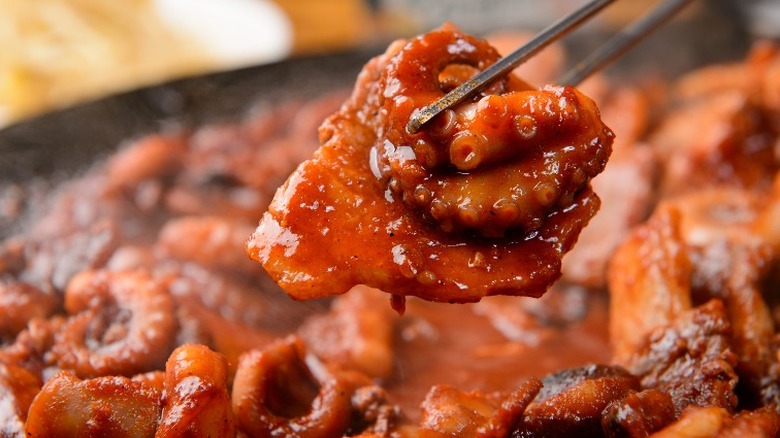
248, 25, 614, 305
1, 27, 780, 437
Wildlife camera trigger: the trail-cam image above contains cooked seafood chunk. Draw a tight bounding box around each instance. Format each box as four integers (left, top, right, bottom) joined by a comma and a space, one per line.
248, 25, 613, 303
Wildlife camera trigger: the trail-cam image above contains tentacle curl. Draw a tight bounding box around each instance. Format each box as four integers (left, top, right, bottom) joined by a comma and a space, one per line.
374, 26, 613, 237
232, 336, 356, 438
51, 269, 177, 378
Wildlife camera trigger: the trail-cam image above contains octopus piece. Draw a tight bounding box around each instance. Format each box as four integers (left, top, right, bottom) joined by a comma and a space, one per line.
0, 316, 64, 378
375, 26, 610, 236
514, 364, 640, 437
156, 344, 235, 438
24, 370, 162, 438
611, 186, 780, 409
103, 133, 187, 194
164, 180, 266, 222
51, 269, 177, 378
626, 299, 739, 415
418, 379, 542, 438
299, 285, 397, 379
163, 261, 319, 331
673, 41, 779, 103
178, 102, 297, 194
601, 389, 677, 438
649, 406, 780, 438
231, 336, 359, 438
608, 204, 693, 363
165, 95, 343, 221
234, 92, 349, 192
0, 281, 57, 339
16, 221, 118, 295
562, 144, 656, 288
156, 215, 259, 278
675, 190, 780, 407
347, 385, 405, 437
248, 25, 613, 303
652, 79, 778, 196
0, 362, 42, 438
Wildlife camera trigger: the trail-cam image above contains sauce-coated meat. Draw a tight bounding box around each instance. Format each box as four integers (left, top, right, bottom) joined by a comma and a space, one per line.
248, 25, 614, 303
3, 26, 780, 438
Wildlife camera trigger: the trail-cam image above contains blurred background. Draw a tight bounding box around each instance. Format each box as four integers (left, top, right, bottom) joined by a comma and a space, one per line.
1, 0, 777, 128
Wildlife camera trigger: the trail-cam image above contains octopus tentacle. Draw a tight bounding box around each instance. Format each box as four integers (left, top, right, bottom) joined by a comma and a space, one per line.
51, 269, 177, 378
24, 370, 161, 437
609, 187, 780, 407
374, 27, 613, 237
232, 336, 356, 438
381, 25, 506, 152
418, 379, 542, 438
156, 344, 235, 437
298, 285, 397, 380
515, 365, 640, 436
0, 282, 57, 340
248, 25, 613, 301
0, 316, 64, 379
0, 362, 41, 437
607, 205, 693, 364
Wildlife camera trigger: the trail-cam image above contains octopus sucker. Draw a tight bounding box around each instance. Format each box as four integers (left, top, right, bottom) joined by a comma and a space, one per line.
248, 25, 613, 302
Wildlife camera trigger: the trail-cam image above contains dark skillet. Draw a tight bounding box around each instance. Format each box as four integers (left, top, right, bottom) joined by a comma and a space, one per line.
0, 49, 377, 184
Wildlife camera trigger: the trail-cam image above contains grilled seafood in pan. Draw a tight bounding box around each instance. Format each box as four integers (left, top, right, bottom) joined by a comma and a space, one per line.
2, 20, 780, 438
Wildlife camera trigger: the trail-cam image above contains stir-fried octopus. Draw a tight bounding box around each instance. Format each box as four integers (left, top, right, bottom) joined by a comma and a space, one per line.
248, 24, 614, 304
5, 25, 780, 438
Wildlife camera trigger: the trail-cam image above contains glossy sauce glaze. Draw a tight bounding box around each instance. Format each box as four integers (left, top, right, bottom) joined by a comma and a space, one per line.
2, 31, 780, 438
248, 25, 614, 304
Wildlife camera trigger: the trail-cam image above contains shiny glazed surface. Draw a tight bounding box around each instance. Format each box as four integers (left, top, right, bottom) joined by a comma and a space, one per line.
1, 28, 780, 438
249, 26, 614, 303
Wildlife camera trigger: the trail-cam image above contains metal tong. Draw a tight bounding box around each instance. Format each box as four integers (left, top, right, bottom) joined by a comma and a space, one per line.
407, 0, 694, 134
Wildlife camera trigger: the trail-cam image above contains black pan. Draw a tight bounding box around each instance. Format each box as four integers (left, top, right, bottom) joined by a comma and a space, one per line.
0, 49, 378, 184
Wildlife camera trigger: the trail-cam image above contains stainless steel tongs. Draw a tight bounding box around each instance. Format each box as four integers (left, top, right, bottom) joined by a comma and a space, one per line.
407, 0, 694, 134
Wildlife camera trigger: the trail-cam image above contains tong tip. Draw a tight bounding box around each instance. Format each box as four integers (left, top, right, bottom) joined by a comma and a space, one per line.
406, 116, 423, 135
